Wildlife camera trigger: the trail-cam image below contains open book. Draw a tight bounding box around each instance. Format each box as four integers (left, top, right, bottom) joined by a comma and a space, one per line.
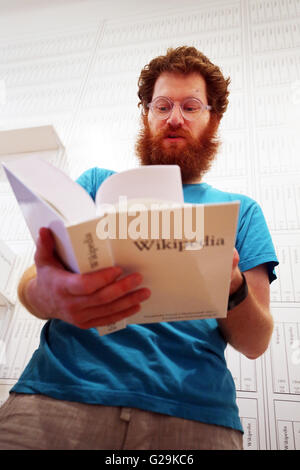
2, 157, 240, 335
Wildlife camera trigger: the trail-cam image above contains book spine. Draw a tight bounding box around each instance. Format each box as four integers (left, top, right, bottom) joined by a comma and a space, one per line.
67, 219, 114, 274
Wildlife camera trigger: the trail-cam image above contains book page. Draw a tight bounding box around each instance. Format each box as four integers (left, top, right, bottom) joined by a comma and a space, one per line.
2, 156, 96, 224
95, 165, 184, 206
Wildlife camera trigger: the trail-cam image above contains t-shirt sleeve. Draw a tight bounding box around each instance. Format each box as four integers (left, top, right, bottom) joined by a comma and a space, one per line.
235, 199, 279, 284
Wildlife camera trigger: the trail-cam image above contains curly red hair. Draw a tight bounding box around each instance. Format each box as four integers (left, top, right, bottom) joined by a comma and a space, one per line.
137, 46, 230, 120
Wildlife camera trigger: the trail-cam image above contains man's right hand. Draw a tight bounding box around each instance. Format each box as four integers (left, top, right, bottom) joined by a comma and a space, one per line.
25, 227, 151, 329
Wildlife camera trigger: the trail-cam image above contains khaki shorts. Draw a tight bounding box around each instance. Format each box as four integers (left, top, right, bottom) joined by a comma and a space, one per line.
0, 392, 243, 450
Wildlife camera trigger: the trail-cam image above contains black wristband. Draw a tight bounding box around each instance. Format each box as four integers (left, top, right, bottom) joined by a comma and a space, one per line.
227, 273, 248, 311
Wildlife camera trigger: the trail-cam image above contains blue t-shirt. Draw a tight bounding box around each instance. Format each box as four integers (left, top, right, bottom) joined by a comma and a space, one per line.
12, 167, 278, 432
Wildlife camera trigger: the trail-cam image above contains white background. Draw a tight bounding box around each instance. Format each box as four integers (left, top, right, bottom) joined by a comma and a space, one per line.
0, 0, 299, 450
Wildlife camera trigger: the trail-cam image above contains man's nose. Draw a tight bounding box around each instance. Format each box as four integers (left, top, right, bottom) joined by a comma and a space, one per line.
166, 104, 184, 127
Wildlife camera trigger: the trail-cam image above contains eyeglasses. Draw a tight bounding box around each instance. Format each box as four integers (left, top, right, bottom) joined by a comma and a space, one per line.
147, 96, 212, 121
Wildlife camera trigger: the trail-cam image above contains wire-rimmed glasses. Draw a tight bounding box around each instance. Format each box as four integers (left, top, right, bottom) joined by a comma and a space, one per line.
147, 96, 212, 121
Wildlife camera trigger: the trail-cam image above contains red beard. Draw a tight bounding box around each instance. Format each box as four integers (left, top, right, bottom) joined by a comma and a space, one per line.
135, 114, 220, 183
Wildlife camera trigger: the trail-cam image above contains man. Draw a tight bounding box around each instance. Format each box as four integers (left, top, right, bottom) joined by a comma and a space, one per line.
0, 47, 278, 450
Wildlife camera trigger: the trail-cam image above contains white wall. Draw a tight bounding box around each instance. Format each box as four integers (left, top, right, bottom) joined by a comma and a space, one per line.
0, 0, 299, 450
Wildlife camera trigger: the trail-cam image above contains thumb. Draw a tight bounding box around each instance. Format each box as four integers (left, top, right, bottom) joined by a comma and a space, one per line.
34, 227, 61, 268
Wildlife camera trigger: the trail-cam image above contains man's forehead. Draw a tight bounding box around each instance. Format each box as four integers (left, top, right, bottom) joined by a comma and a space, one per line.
152, 72, 207, 101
